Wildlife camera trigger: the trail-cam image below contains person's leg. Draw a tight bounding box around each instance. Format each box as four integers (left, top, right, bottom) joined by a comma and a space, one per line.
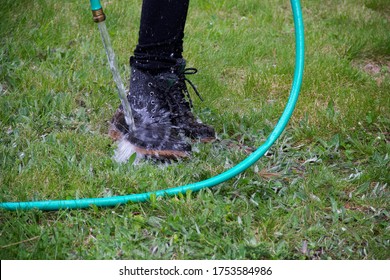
131, 0, 215, 142
109, 0, 215, 160
132, 0, 189, 72
109, 0, 191, 159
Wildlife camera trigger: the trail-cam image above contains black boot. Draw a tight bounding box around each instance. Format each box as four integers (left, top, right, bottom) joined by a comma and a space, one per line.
165, 59, 216, 142
109, 62, 191, 159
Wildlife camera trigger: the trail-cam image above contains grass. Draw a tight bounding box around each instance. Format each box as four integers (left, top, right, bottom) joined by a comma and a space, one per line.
0, 0, 389, 259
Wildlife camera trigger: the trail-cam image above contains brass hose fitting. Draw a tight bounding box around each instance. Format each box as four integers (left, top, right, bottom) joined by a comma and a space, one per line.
92, 8, 106, 22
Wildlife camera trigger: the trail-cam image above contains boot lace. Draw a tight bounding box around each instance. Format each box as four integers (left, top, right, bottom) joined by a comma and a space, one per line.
173, 67, 204, 108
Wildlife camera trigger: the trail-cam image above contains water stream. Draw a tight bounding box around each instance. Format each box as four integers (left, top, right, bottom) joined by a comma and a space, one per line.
97, 21, 135, 131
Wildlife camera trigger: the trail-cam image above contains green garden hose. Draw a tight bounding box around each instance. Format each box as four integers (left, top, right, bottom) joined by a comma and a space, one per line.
0, 0, 304, 211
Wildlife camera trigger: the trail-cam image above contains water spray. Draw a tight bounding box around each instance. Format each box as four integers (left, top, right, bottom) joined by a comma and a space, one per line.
90, 0, 135, 131
0, 0, 304, 210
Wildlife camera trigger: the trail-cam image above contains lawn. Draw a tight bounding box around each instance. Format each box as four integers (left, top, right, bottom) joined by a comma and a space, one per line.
0, 0, 389, 259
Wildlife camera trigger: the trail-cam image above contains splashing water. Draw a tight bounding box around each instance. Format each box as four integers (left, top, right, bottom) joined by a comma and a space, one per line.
113, 137, 140, 163
97, 21, 135, 131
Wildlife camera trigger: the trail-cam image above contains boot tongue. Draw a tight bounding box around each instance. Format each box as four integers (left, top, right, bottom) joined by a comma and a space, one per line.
161, 58, 187, 88
157, 72, 178, 88
172, 58, 187, 74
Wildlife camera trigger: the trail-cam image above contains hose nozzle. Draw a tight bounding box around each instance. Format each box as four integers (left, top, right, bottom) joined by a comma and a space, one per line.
92, 8, 106, 22
90, 0, 105, 22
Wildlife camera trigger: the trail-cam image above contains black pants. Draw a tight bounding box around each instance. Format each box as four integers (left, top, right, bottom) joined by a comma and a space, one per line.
132, 0, 190, 72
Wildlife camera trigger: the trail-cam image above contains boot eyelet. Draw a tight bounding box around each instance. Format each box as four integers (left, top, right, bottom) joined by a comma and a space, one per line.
150, 91, 155, 96
150, 100, 155, 105
148, 82, 153, 87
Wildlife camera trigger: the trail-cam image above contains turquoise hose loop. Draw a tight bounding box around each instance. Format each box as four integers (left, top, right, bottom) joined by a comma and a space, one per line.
90, 0, 102, 11
0, 0, 304, 211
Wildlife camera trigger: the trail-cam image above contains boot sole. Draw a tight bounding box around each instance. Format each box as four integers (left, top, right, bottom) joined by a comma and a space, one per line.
109, 124, 190, 159
132, 145, 189, 159
197, 136, 216, 143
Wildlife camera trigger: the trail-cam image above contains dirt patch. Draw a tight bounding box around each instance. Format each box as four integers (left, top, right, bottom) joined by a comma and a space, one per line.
365, 0, 390, 21
352, 59, 390, 86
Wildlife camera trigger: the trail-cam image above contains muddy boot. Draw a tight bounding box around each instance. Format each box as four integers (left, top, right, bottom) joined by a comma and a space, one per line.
109, 64, 191, 159
165, 59, 216, 142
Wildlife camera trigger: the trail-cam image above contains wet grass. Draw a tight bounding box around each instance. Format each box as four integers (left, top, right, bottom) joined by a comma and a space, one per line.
0, 0, 389, 259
